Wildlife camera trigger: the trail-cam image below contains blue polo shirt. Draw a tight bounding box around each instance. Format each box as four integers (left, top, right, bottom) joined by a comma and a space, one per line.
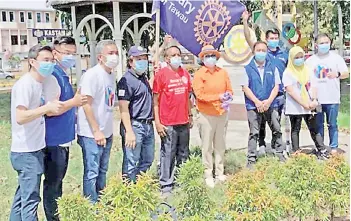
267, 47, 288, 93
116, 69, 153, 120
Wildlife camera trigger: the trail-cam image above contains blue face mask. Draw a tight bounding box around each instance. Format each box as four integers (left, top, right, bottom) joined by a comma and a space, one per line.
38, 61, 55, 77
267, 40, 279, 49
254, 52, 267, 62
318, 43, 330, 54
170, 56, 182, 68
60, 55, 76, 69
294, 58, 305, 66
135, 60, 148, 75
203, 57, 217, 68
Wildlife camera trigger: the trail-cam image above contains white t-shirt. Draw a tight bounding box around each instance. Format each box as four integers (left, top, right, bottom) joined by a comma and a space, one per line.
283, 70, 317, 115
305, 52, 348, 104
11, 73, 58, 152
77, 64, 116, 138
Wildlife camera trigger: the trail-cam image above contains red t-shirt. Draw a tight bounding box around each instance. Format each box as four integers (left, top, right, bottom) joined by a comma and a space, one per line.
153, 66, 191, 126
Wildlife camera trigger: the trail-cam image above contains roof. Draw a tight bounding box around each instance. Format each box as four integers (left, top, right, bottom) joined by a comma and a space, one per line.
50, 0, 151, 9
0, 0, 55, 11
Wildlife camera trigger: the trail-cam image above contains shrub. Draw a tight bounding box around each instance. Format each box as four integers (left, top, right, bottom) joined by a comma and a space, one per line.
175, 155, 215, 220
57, 194, 96, 221
272, 154, 327, 220
321, 154, 350, 219
97, 173, 161, 221
224, 169, 292, 221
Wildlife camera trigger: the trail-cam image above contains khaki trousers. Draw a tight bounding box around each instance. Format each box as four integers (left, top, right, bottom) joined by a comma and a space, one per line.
198, 112, 228, 178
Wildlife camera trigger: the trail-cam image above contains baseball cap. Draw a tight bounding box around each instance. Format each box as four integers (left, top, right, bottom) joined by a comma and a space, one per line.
128, 45, 149, 57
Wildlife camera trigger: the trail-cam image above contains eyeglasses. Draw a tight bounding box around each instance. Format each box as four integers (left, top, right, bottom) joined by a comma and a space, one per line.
55, 50, 78, 56
204, 54, 217, 59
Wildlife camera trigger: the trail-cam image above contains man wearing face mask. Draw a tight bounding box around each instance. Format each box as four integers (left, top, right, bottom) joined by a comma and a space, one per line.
42, 36, 88, 221
9, 44, 64, 221
117, 45, 154, 183
241, 41, 285, 168
306, 33, 349, 154
242, 10, 289, 155
153, 45, 193, 194
77, 40, 119, 203
193, 45, 233, 188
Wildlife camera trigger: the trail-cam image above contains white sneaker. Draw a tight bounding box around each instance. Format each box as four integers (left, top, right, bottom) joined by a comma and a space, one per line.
205, 178, 215, 188
216, 175, 227, 183
331, 149, 338, 154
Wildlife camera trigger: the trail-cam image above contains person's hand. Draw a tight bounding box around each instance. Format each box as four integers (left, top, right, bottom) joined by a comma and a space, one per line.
125, 130, 136, 148
242, 10, 250, 22
189, 116, 193, 129
262, 99, 272, 111
164, 35, 173, 43
309, 100, 319, 109
45, 100, 64, 114
327, 72, 338, 79
156, 122, 167, 137
255, 100, 264, 113
73, 88, 88, 107
302, 102, 311, 110
93, 130, 106, 147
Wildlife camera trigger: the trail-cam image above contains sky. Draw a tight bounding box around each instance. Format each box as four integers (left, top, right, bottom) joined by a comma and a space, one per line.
0, 0, 53, 11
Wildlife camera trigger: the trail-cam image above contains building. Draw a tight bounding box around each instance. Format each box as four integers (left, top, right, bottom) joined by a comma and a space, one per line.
0, 0, 62, 61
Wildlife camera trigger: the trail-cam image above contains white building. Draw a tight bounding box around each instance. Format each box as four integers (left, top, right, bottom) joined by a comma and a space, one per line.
0, 0, 63, 61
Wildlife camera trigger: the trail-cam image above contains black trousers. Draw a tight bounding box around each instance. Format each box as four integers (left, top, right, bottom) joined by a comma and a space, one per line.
247, 108, 284, 163
289, 114, 326, 153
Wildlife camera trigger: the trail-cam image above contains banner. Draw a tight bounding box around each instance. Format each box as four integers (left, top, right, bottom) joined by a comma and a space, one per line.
152, 0, 245, 56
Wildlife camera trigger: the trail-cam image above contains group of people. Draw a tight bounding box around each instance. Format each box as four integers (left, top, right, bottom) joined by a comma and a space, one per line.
8, 10, 349, 221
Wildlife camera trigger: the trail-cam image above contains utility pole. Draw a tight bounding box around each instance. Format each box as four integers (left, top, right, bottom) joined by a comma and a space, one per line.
313, 0, 318, 52
338, 3, 343, 56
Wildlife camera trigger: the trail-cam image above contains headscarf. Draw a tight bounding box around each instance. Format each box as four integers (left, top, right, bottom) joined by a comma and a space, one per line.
286, 46, 309, 102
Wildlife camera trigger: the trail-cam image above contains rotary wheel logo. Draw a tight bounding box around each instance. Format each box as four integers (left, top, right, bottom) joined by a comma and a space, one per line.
194, 0, 231, 45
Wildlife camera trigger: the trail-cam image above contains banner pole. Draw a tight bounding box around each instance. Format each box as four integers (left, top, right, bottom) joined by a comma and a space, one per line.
150, 8, 160, 88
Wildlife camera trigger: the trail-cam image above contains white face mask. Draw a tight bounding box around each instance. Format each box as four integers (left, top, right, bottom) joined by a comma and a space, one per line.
104, 55, 119, 69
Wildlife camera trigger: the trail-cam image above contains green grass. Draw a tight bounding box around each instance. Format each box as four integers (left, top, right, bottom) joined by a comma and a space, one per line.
339, 94, 350, 129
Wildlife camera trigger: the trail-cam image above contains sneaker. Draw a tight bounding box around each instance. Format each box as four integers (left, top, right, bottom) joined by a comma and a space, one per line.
331, 149, 338, 154
317, 149, 330, 160
276, 153, 287, 162
205, 178, 215, 188
258, 145, 266, 157
246, 161, 256, 170
215, 175, 227, 183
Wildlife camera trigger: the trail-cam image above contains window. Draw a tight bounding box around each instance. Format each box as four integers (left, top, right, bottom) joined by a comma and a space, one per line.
36, 12, 41, 23
9, 11, 14, 22
1, 11, 6, 22
19, 12, 25, 22
45, 12, 50, 23
11, 35, 18, 45
27, 12, 32, 20
20, 35, 27, 45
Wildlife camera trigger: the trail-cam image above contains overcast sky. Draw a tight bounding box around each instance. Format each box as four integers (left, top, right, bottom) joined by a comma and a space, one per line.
0, 0, 53, 11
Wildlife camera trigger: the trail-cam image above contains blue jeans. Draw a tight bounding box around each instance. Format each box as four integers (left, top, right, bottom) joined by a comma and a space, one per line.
43, 146, 69, 221
121, 121, 155, 182
77, 135, 113, 203
9, 150, 45, 221
316, 104, 339, 148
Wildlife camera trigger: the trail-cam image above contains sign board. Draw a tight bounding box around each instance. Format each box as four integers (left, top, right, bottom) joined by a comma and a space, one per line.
32, 29, 67, 38
252, 9, 292, 50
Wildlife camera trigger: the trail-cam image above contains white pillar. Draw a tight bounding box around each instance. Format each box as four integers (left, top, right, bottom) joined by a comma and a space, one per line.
133, 18, 141, 46
0, 29, 3, 52
8, 29, 11, 51
71, 6, 82, 84
17, 29, 21, 52
143, 2, 147, 13
113, 1, 123, 80
89, 40, 97, 66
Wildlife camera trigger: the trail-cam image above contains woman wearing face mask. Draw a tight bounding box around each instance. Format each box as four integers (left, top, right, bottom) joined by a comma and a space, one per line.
117, 45, 155, 183
283, 46, 329, 159
9, 44, 64, 221
192, 45, 233, 188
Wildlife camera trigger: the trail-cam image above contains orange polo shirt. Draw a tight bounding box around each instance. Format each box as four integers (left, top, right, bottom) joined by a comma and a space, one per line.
192, 66, 233, 116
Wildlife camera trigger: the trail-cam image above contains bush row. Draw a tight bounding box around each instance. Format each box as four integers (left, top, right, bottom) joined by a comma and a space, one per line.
58, 154, 350, 221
